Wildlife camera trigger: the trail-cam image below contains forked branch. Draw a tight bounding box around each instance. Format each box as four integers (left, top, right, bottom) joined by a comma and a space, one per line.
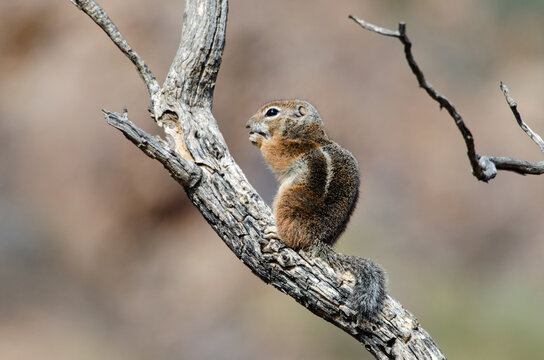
70, 1, 446, 358
350, 16, 544, 181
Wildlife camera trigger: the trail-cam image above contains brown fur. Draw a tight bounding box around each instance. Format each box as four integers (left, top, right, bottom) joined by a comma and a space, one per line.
246, 99, 359, 249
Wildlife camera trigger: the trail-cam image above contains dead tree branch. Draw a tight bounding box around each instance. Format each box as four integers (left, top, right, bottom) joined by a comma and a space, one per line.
499, 82, 544, 154
350, 16, 544, 182
70, 0, 160, 99
70, 1, 446, 358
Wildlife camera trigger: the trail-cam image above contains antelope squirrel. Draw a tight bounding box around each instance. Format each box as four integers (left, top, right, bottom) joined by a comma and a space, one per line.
246, 99, 385, 319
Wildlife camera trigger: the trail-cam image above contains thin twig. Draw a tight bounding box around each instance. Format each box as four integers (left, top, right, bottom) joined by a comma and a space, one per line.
350, 16, 485, 180
347, 16, 399, 37
485, 156, 544, 175
71, 0, 160, 98
500, 82, 544, 154
350, 15, 544, 181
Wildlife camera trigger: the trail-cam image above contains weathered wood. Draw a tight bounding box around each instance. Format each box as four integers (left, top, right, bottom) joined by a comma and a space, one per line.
72, 0, 447, 358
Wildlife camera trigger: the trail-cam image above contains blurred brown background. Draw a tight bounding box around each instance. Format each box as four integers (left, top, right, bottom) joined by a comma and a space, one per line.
1, 0, 543, 359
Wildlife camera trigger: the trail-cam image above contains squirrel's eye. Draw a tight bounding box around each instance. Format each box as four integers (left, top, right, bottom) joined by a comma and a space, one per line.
265, 108, 279, 117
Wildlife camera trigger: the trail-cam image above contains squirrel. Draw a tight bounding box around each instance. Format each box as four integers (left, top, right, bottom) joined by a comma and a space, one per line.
246, 99, 386, 319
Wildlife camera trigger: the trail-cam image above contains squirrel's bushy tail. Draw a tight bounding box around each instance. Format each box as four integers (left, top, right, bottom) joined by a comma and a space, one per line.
343, 255, 386, 319
311, 243, 386, 320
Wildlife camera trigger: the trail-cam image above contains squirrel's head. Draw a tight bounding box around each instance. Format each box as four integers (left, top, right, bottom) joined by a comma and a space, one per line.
246, 99, 324, 148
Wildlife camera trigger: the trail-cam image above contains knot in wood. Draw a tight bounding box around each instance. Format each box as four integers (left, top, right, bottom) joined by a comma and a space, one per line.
277, 251, 297, 268
476, 156, 497, 181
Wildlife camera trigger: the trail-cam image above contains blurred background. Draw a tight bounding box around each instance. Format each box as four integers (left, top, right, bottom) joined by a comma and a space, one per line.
1, 0, 543, 359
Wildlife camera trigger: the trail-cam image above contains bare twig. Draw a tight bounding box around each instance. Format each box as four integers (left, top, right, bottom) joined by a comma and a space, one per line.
350, 16, 485, 180
500, 82, 544, 154
350, 16, 544, 181
484, 156, 544, 175
71, 0, 160, 99
347, 17, 399, 38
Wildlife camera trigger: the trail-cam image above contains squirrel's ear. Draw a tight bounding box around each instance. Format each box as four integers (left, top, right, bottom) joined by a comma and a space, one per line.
295, 106, 306, 117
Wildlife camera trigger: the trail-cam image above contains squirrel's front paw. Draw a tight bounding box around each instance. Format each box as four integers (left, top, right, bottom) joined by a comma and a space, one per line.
260, 226, 285, 253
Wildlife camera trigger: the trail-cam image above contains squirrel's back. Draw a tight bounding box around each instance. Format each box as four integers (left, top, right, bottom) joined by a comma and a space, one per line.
274, 143, 359, 249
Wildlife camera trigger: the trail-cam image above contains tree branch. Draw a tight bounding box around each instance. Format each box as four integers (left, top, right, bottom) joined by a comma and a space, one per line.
350, 16, 544, 181
71, 1, 446, 358
103, 109, 202, 188
102, 109, 447, 360
482, 156, 544, 175
499, 82, 544, 154
163, 0, 228, 109
70, 0, 160, 99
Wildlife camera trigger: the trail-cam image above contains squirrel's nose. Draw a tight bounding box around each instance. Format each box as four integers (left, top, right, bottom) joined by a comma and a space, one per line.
245, 119, 251, 129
